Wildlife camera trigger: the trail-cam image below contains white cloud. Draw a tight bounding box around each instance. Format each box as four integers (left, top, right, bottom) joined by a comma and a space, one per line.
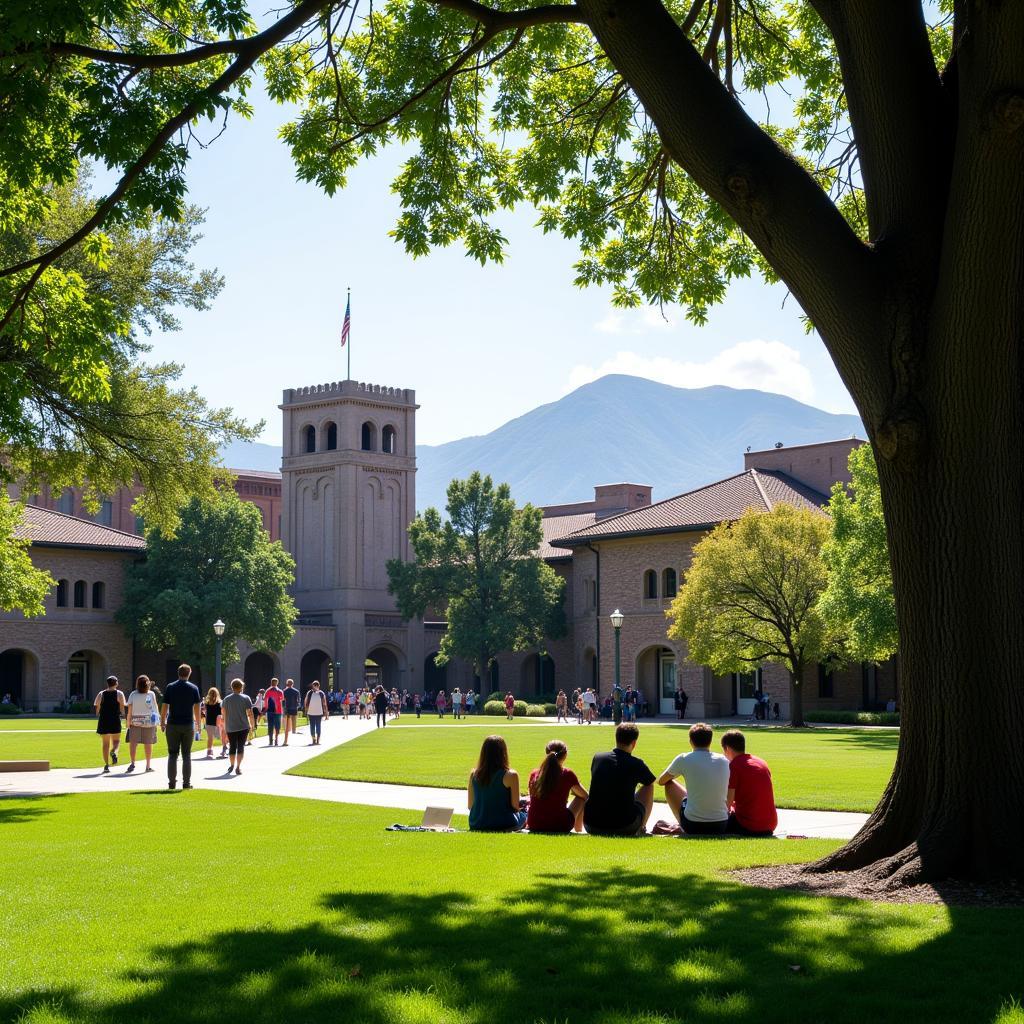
566, 340, 819, 405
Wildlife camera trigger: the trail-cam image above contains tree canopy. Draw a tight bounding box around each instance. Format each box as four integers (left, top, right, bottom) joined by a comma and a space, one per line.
387, 472, 565, 678
819, 444, 897, 664
0, 492, 55, 617
667, 503, 834, 727
117, 488, 297, 667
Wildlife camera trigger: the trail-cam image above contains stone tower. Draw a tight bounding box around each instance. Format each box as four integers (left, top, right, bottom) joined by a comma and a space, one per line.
280, 379, 423, 693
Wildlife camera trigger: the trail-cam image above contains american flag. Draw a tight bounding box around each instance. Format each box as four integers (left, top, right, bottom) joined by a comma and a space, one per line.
340, 292, 351, 348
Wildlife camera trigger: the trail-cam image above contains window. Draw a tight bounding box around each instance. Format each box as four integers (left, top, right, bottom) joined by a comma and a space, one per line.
73, 580, 86, 608
57, 489, 74, 515
95, 500, 112, 526
361, 421, 377, 451
134, 515, 145, 535
663, 568, 677, 599
643, 569, 658, 599
303, 425, 316, 453
818, 662, 834, 698
382, 425, 396, 454
92, 581, 105, 610
325, 422, 338, 451
56, 579, 68, 607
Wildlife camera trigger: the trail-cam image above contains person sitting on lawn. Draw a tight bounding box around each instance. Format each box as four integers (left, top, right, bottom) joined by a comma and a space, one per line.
583, 722, 655, 837
468, 735, 527, 832
657, 722, 729, 835
526, 739, 588, 833
720, 729, 777, 836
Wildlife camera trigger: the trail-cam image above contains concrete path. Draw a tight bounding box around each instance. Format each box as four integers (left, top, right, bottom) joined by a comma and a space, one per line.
0, 715, 868, 839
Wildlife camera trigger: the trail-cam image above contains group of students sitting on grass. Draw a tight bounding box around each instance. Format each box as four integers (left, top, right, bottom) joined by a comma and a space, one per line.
467, 721, 778, 837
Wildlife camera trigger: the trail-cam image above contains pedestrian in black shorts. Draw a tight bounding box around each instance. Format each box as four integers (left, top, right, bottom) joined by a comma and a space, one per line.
221, 678, 255, 775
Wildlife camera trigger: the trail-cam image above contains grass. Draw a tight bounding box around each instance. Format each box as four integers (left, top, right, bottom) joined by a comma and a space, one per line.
0, 791, 1021, 1024
288, 721, 897, 812
0, 716, 303, 768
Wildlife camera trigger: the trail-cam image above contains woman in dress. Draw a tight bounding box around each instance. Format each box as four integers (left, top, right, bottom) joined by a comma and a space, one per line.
203, 688, 224, 758
436, 689, 447, 718
467, 735, 527, 832
93, 675, 124, 773
526, 740, 588, 833
124, 675, 160, 773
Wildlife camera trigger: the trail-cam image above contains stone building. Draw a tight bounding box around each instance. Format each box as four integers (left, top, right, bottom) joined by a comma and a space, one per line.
1, 375, 896, 716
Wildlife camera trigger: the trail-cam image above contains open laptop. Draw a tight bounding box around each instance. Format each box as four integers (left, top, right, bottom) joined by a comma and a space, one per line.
421, 806, 454, 831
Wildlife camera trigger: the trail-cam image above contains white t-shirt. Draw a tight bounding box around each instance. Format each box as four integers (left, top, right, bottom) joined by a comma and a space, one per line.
452, 692, 462, 706
583, 691, 597, 707
306, 690, 327, 716
126, 691, 160, 728
664, 749, 729, 822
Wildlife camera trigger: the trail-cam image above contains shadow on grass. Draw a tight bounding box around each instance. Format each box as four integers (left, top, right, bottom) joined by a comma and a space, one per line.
0, 795, 59, 824
4, 869, 1021, 1024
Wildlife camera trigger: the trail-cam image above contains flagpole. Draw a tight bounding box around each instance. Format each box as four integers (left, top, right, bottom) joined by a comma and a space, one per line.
346, 287, 351, 381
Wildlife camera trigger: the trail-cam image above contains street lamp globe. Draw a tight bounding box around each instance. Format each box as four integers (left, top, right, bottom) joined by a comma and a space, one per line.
609, 609, 624, 630
213, 619, 226, 637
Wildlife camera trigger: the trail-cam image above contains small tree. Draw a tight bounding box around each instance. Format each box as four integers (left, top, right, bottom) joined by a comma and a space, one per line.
668, 504, 833, 727
820, 445, 898, 664
387, 472, 565, 680
117, 488, 297, 667
0, 493, 54, 617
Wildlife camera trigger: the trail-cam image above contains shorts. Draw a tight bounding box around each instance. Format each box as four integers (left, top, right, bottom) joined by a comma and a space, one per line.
681, 814, 728, 836
228, 730, 248, 756
527, 807, 575, 834
585, 800, 647, 837
130, 726, 157, 745
726, 812, 775, 837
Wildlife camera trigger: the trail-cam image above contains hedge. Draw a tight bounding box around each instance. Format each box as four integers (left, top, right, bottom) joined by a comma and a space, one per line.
483, 701, 506, 716
804, 710, 900, 726
0, 702, 23, 715
525, 704, 546, 717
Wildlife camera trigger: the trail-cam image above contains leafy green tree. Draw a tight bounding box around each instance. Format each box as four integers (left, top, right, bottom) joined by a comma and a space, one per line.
820, 445, 897, 664
4, 0, 1023, 882
117, 488, 297, 667
388, 472, 565, 681
0, 492, 55, 617
668, 504, 834, 728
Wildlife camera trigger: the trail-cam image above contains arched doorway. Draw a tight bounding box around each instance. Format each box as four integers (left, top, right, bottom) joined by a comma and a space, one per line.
636, 645, 676, 716
66, 649, 106, 702
244, 651, 276, 692
300, 649, 331, 693
520, 653, 555, 696
0, 648, 39, 709
366, 645, 404, 691
424, 652, 446, 692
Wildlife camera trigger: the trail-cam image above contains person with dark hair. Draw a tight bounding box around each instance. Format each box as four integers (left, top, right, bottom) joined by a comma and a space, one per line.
94, 675, 124, 773
583, 723, 655, 837
373, 684, 390, 728
124, 675, 159, 773
264, 678, 284, 746
674, 687, 688, 721
657, 722, 729, 835
436, 689, 448, 718
282, 678, 302, 745
222, 678, 255, 775
161, 664, 202, 791
503, 691, 515, 721
721, 730, 777, 836
304, 680, 329, 744
526, 740, 588, 833
203, 687, 224, 758
468, 735, 527, 831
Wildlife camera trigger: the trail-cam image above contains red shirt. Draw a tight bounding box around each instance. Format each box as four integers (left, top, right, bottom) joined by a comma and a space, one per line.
504, 695, 515, 710
264, 686, 284, 714
526, 766, 579, 832
728, 754, 778, 834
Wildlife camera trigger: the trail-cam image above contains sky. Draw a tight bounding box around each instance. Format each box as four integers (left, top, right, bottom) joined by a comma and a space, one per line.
140, 86, 858, 447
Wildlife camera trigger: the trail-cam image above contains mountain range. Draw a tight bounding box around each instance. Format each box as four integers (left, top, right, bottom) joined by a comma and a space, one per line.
221, 374, 864, 511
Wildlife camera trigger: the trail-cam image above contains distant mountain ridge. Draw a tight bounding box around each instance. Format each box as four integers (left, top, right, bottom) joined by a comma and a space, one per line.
220, 374, 864, 511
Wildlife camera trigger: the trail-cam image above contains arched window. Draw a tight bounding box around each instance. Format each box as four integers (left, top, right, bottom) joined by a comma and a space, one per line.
92, 581, 105, 610
663, 568, 677, 599
57, 489, 75, 515
303, 425, 316, 453
382, 425, 397, 454
361, 421, 377, 451
73, 580, 86, 608
56, 579, 68, 607
643, 569, 658, 600
325, 422, 338, 451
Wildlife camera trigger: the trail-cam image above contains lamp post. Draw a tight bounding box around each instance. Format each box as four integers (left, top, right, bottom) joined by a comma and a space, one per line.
609, 609, 624, 695
213, 619, 225, 691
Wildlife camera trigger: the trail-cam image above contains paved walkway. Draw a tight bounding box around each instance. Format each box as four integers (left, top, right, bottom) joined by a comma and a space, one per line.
0, 716, 868, 839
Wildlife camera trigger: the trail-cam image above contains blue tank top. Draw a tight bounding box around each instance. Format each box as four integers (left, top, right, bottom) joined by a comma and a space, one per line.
469, 769, 519, 831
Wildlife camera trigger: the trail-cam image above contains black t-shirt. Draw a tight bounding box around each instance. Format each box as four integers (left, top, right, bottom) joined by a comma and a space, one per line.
204, 701, 221, 726
583, 748, 656, 831
283, 687, 301, 714
373, 690, 389, 712
163, 679, 201, 725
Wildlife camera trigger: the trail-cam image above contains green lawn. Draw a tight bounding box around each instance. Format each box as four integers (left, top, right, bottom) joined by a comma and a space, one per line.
0, 716, 302, 768
288, 722, 897, 812
0, 792, 1021, 1024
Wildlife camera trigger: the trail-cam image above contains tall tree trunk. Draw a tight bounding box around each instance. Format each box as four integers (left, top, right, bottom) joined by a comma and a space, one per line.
788, 668, 804, 728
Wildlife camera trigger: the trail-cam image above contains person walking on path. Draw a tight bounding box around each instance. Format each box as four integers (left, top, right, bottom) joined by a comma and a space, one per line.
124, 675, 160, 773
94, 675, 125, 773
556, 690, 568, 723
251, 688, 265, 744
452, 687, 463, 720
436, 689, 448, 718
203, 688, 224, 758
503, 692, 515, 721
674, 687, 688, 721
465, 689, 475, 716
221, 678, 255, 775
304, 680, 329, 745
612, 683, 623, 727
414, 692, 422, 718
160, 664, 202, 791
264, 678, 284, 746
282, 678, 302, 745
373, 685, 390, 728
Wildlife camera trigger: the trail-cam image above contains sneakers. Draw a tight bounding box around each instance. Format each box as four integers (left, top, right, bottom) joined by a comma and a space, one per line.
225, 765, 233, 775
126, 763, 135, 773
182, 783, 193, 790
168, 782, 176, 790
103, 765, 110, 773
111, 750, 118, 764
234, 767, 242, 776
144, 766, 154, 773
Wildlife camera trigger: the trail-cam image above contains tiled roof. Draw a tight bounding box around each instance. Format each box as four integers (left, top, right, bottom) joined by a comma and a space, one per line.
538, 512, 597, 559
230, 468, 282, 480
14, 505, 146, 552
553, 470, 828, 546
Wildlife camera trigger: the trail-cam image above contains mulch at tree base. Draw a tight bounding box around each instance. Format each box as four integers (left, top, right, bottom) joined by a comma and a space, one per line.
732, 864, 1024, 907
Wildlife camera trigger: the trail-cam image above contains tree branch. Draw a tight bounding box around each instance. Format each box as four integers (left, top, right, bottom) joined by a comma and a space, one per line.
429, 1, 586, 29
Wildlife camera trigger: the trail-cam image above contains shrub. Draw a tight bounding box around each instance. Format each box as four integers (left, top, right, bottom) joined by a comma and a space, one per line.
805, 710, 900, 726
483, 701, 505, 716
0, 702, 22, 715
525, 704, 547, 717
543, 703, 558, 716
67, 701, 93, 714
485, 691, 505, 704
513, 700, 528, 717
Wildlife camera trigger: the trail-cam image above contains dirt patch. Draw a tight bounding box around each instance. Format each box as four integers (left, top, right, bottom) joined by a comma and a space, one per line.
732, 864, 1024, 907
